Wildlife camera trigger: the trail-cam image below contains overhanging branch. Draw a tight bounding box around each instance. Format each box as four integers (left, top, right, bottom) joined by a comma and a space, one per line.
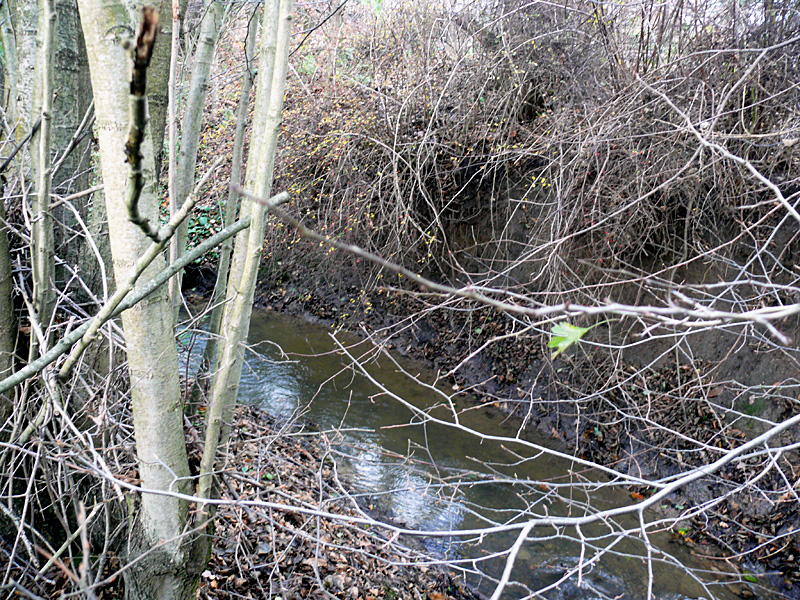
0, 213, 254, 394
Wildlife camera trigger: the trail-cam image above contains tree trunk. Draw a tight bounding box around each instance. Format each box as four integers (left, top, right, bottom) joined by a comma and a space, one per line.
194, 7, 259, 386
30, 0, 57, 346
146, 0, 180, 180
0, 199, 15, 388
170, 0, 225, 319
50, 0, 95, 295
6, 0, 37, 140
4, 0, 96, 305
76, 4, 202, 599
0, 1, 20, 131
200, 0, 294, 502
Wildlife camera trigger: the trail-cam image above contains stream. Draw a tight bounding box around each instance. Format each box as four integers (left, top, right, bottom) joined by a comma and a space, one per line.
182, 308, 778, 600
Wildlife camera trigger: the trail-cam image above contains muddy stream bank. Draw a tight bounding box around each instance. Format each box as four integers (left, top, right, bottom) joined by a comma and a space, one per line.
183, 305, 783, 600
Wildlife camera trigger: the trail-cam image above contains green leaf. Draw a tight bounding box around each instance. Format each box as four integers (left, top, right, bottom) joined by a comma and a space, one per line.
743, 573, 758, 583
548, 322, 590, 358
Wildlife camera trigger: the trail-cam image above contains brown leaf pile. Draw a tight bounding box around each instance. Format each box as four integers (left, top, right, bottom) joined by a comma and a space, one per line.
200, 406, 482, 600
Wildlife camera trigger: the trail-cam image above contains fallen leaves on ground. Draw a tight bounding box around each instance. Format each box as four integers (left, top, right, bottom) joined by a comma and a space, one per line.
199, 406, 482, 600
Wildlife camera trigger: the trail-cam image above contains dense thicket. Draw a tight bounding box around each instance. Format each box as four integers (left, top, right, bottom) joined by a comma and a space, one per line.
204, 0, 800, 592
2, 0, 800, 597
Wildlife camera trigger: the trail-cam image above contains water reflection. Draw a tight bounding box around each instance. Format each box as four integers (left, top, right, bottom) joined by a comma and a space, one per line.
180, 309, 774, 600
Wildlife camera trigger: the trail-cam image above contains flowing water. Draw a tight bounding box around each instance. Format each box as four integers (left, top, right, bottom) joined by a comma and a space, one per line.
183, 308, 778, 600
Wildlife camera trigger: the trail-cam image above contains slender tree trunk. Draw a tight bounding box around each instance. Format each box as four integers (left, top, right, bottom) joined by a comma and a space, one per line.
30, 0, 57, 349
167, 0, 181, 316
5, 0, 52, 357
0, 1, 20, 131
0, 4, 23, 380
170, 0, 225, 319
76, 5, 202, 599
0, 200, 15, 387
193, 7, 258, 389
199, 0, 294, 502
147, 0, 179, 180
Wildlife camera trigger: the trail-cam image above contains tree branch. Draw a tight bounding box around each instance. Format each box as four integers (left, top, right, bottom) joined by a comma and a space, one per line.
0, 116, 41, 174
0, 211, 255, 395
57, 157, 224, 380
236, 185, 799, 342
124, 6, 162, 241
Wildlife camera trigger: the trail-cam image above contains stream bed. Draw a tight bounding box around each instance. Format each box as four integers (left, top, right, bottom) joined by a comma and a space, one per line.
183, 308, 778, 600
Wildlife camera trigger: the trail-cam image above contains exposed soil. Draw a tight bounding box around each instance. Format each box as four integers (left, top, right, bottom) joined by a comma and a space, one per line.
184, 266, 800, 599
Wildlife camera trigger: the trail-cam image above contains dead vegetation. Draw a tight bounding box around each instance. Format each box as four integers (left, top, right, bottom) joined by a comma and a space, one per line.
0, 403, 479, 600
215, 1, 800, 591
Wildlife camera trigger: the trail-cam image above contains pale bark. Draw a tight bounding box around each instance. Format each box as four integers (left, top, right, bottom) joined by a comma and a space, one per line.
6, 0, 37, 140
167, 0, 181, 314
30, 0, 57, 349
4, 0, 53, 362
170, 0, 225, 319
0, 200, 15, 385
0, 1, 20, 131
194, 7, 259, 386
200, 0, 294, 502
6, 0, 92, 186
3, 0, 94, 302
76, 4, 200, 599
1, 0, 92, 381
175, 0, 225, 222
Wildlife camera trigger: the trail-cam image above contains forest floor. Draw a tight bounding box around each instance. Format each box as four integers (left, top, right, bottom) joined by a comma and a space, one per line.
192, 407, 482, 600
42, 406, 481, 600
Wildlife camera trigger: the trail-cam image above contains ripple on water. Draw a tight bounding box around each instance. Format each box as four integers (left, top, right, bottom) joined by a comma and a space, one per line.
179, 310, 775, 600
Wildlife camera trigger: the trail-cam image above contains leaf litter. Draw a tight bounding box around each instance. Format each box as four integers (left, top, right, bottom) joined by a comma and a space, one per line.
198, 406, 482, 600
